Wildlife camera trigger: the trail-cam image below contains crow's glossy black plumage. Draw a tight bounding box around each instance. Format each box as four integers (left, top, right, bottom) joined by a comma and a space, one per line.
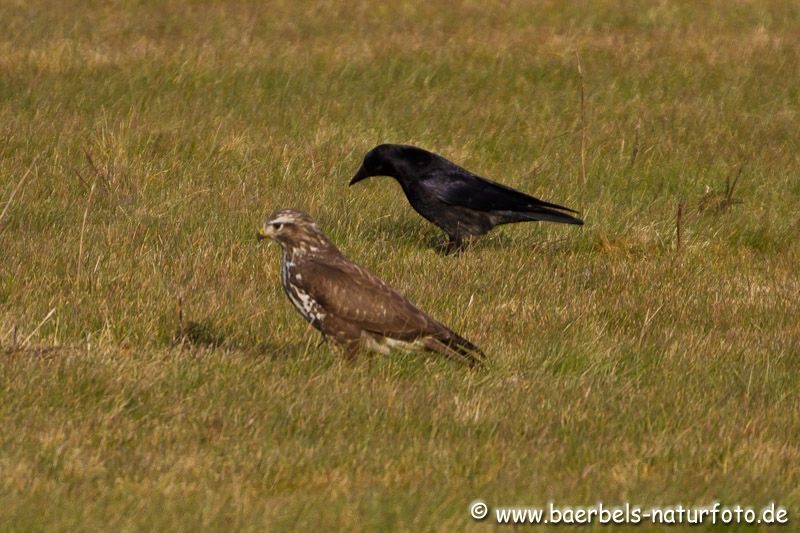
350, 144, 584, 252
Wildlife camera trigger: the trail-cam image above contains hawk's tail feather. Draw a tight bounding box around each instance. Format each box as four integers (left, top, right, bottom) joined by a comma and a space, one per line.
424, 331, 487, 367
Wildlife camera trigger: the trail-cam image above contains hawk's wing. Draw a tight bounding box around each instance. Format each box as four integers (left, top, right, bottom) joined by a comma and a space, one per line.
299, 256, 443, 341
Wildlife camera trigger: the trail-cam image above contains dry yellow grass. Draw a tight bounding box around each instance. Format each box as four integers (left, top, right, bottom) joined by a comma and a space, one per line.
1, 0, 799, 529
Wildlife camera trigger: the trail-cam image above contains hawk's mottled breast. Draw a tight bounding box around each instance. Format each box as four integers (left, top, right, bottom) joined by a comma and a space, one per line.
280, 250, 325, 330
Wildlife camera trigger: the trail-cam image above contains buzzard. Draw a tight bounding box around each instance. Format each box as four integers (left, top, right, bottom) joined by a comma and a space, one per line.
256, 209, 486, 366
350, 144, 583, 253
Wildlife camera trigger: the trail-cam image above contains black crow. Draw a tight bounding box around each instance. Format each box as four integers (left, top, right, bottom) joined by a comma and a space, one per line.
349, 144, 584, 253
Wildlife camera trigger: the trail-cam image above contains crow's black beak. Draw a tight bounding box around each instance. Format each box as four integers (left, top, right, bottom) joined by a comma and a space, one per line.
349, 165, 370, 186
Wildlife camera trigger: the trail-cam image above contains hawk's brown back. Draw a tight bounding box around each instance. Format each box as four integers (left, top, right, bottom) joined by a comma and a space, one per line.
296, 255, 448, 341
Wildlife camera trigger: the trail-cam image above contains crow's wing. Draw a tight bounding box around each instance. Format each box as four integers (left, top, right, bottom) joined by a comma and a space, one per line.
299, 256, 443, 341
426, 168, 580, 215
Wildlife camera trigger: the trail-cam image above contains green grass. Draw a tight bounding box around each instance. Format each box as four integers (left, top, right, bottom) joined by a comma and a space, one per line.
1, 0, 799, 530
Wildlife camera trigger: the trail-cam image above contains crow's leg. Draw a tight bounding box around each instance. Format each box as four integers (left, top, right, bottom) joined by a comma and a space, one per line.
433, 233, 464, 255
443, 234, 465, 255
433, 236, 448, 254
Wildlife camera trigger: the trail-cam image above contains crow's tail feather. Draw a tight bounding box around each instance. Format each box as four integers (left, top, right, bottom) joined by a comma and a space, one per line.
528, 197, 581, 215
496, 207, 584, 226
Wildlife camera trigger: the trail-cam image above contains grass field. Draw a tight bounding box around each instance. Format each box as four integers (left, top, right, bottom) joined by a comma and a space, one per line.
1, 0, 799, 530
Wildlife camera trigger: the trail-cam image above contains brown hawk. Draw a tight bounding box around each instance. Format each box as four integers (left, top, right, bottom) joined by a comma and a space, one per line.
256, 209, 486, 366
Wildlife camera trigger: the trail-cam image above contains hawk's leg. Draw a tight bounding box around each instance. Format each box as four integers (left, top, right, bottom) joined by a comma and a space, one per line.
320, 320, 362, 363
317, 337, 359, 364
328, 340, 360, 363
316, 333, 328, 348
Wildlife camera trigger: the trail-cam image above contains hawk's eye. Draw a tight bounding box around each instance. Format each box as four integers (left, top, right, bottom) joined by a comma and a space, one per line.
272, 223, 284, 231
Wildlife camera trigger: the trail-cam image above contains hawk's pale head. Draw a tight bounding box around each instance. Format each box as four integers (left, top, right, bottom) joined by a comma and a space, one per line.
257, 209, 337, 255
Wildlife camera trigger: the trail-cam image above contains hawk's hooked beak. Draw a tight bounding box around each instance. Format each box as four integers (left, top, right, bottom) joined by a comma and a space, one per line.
256, 225, 273, 241
349, 165, 371, 186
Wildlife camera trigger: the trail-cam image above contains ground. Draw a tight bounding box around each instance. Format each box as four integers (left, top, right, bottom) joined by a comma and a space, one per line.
1, 1, 798, 530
